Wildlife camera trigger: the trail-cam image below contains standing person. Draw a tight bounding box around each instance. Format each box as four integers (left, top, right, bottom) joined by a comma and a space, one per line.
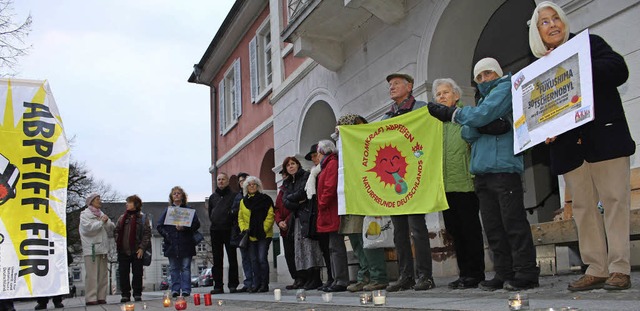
79, 193, 115, 305
334, 114, 389, 292
238, 176, 275, 292
432, 78, 485, 289
115, 195, 152, 302
274, 169, 299, 289
428, 58, 540, 291
208, 173, 240, 294
231, 172, 252, 292
282, 156, 325, 290
382, 73, 435, 292
304, 143, 335, 290
313, 140, 349, 292
529, 1, 634, 291
157, 186, 201, 297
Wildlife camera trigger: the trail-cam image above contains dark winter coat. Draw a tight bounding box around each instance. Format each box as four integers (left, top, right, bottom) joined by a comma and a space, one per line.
208, 187, 237, 231
156, 205, 201, 258
549, 33, 635, 175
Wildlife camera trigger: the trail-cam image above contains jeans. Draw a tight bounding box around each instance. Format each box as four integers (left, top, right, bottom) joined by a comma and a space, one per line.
211, 229, 239, 290
474, 173, 538, 281
239, 247, 253, 288
117, 253, 144, 297
248, 238, 272, 288
168, 256, 192, 295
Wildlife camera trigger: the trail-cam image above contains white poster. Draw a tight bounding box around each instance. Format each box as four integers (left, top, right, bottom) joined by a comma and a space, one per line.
0, 79, 70, 298
163, 206, 195, 227
511, 30, 593, 153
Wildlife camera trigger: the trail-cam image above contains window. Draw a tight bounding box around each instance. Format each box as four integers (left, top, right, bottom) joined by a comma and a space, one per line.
249, 18, 273, 103
162, 264, 169, 277
196, 242, 207, 253
72, 267, 81, 281
219, 59, 242, 134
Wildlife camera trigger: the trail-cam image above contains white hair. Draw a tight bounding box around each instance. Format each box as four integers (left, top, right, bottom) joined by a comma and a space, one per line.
432, 78, 462, 100
529, 1, 570, 58
242, 176, 263, 195
317, 139, 337, 155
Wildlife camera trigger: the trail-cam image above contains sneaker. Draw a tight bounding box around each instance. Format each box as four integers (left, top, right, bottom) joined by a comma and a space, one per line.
504, 278, 539, 291
414, 276, 435, 291
236, 286, 249, 293
347, 281, 369, 292
386, 277, 415, 292
479, 277, 504, 291
448, 278, 464, 289
363, 282, 389, 291
451, 277, 482, 289
603, 273, 631, 290
171, 292, 179, 298
568, 274, 607, 291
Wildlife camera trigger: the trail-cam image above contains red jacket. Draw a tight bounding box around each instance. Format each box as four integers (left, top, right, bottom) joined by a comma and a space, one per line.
273, 185, 292, 237
316, 153, 339, 233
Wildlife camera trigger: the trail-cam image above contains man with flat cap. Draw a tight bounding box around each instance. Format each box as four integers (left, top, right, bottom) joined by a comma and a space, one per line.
381, 73, 435, 292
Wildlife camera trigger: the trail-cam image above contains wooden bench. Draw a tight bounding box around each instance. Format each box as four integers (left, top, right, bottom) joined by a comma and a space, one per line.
532, 167, 640, 275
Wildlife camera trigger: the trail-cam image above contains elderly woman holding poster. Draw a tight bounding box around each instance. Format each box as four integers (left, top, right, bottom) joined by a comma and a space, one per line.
157, 186, 201, 297
79, 193, 115, 306
529, 1, 634, 291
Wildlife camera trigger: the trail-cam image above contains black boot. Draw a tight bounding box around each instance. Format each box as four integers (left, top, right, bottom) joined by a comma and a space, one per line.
303, 268, 322, 290
287, 270, 306, 290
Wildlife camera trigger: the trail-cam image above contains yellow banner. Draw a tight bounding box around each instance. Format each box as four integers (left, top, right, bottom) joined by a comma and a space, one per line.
0, 79, 70, 298
338, 107, 448, 216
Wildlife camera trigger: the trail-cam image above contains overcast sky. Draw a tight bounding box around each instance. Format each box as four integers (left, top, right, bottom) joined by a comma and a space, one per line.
12, 0, 235, 202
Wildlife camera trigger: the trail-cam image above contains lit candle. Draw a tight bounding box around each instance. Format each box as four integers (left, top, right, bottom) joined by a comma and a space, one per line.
508, 293, 529, 310
217, 300, 224, 306
204, 294, 212, 306
193, 294, 200, 306
125, 303, 135, 311
163, 297, 172, 308
372, 290, 386, 306
274, 289, 281, 301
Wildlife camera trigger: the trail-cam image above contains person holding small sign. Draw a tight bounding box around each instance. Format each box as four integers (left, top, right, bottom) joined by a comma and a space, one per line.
529, 1, 635, 291
157, 186, 201, 297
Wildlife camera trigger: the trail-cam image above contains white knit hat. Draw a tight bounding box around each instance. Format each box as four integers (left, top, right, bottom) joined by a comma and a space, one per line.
473, 58, 503, 83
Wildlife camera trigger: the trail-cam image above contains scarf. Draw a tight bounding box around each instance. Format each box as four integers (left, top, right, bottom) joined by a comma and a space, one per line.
116, 210, 138, 253
243, 193, 273, 240
88, 205, 103, 218
385, 95, 416, 118
215, 186, 230, 196
305, 164, 322, 199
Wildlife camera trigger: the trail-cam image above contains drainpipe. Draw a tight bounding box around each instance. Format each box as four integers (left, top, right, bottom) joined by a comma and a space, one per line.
192, 64, 218, 186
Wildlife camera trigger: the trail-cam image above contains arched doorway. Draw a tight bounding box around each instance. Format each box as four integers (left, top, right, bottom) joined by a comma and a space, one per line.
299, 100, 337, 161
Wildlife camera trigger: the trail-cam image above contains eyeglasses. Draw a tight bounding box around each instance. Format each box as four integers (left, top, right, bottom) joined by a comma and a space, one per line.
247, 183, 258, 187
538, 16, 561, 28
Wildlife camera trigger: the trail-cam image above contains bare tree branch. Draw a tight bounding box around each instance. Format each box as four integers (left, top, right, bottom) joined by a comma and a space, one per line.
0, 0, 32, 76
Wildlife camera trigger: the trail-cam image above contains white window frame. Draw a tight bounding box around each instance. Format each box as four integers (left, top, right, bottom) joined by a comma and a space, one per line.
196, 242, 207, 253
249, 17, 273, 103
219, 58, 242, 135
72, 267, 82, 281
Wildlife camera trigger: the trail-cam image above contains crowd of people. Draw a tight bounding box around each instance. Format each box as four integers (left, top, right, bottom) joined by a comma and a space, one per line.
1, 2, 630, 311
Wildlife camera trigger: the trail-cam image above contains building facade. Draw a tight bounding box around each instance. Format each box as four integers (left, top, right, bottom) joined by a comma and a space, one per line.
191, 0, 640, 279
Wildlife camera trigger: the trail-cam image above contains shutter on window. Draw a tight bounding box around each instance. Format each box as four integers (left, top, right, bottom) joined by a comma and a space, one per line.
249, 37, 258, 103
233, 59, 242, 119
218, 79, 225, 133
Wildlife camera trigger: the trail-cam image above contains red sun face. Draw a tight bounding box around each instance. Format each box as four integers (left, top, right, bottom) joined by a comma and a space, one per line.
367, 145, 408, 186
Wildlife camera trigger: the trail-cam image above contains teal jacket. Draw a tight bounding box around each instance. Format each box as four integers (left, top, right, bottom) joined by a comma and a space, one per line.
443, 101, 474, 192
454, 74, 523, 175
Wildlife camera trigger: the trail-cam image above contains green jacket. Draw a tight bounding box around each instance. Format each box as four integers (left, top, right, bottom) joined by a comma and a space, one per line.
443, 101, 474, 193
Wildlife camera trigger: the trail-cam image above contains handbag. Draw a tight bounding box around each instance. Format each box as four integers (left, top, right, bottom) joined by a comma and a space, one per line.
193, 231, 205, 245
362, 216, 394, 249
238, 230, 249, 248
304, 195, 319, 240
142, 247, 152, 266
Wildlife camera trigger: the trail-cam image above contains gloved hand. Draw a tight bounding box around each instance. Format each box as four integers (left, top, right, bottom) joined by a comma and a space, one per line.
427, 102, 456, 122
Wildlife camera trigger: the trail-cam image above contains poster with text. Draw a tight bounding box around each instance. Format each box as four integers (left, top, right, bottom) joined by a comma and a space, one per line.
0, 79, 70, 299
337, 107, 448, 216
511, 30, 593, 153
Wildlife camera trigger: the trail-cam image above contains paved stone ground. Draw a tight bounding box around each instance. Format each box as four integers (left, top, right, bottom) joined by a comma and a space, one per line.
11, 271, 640, 310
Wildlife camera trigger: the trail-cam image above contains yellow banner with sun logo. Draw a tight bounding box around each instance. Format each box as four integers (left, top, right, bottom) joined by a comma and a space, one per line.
337, 107, 448, 216
0, 79, 70, 298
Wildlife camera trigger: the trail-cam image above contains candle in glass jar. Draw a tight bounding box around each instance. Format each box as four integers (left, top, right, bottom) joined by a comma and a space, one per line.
163, 297, 172, 307
274, 289, 281, 301
193, 294, 200, 306
204, 294, 212, 306
372, 290, 386, 306
508, 293, 529, 310
125, 303, 135, 311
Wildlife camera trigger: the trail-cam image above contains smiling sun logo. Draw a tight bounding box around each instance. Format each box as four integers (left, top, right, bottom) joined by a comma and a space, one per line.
367, 144, 408, 194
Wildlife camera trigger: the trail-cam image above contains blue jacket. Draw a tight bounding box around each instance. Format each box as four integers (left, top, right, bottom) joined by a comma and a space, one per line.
454, 74, 523, 175
157, 205, 201, 258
